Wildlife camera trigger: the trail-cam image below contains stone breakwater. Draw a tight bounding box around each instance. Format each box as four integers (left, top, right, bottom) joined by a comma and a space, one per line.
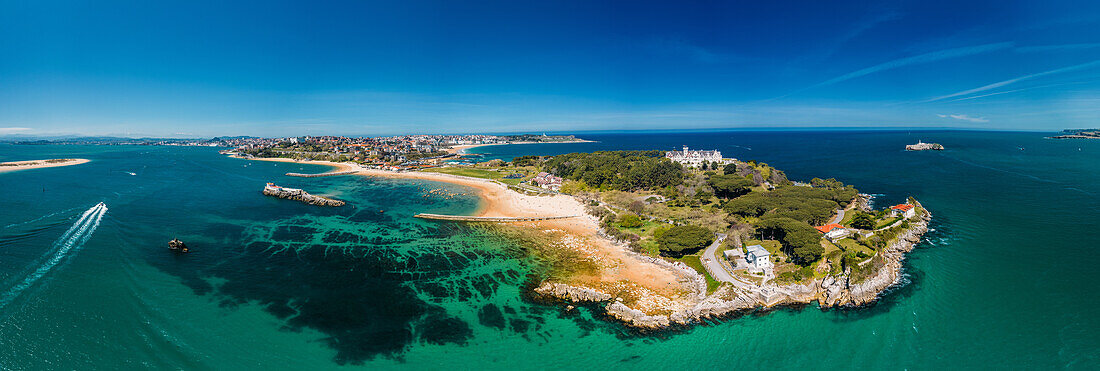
532, 204, 932, 330
262, 187, 345, 207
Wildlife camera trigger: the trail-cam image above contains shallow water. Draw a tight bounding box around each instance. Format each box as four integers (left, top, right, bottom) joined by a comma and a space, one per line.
0, 130, 1097, 369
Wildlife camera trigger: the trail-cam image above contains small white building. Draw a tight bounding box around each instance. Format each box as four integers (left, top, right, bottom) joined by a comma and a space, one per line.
815, 224, 851, 242
891, 203, 916, 219
665, 146, 730, 167
745, 244, 773, 270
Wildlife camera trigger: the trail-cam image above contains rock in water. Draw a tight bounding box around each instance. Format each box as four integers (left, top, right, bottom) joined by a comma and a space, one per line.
262, 183, 345, 206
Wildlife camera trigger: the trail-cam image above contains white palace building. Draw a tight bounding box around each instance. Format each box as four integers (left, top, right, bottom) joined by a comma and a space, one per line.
665, 146, 733, 167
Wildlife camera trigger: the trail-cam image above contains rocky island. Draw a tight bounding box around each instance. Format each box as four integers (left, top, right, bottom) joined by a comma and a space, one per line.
262, 183, 345, 206
905, 140, 944, 150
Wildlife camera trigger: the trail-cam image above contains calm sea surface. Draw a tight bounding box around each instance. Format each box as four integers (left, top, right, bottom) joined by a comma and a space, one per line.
0, 130, 1097, 369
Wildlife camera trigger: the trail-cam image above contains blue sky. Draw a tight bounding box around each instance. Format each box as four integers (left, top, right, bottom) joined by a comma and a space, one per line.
2, 0, 1100, 137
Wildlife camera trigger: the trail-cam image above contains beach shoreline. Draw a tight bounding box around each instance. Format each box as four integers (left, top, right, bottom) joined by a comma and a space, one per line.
0, 158, 90, 173
228, 155, 361, 173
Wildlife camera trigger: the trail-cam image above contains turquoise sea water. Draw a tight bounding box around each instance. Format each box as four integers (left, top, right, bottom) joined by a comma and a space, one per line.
0, 130, 1097, 369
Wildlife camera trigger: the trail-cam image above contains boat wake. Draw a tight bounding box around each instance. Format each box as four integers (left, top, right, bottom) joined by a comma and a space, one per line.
0, 202, 108, 309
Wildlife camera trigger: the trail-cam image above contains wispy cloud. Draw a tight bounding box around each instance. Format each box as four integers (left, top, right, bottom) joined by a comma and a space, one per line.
807, 11, 903, 63
926, 59, 1100, 102
808, 42, 1014, 89
1016, 43, 1100, 53
0, 127, 32, 134
938, 114, 989, 123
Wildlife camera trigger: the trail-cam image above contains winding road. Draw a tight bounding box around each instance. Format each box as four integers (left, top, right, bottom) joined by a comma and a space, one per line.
701, 233, 734, 282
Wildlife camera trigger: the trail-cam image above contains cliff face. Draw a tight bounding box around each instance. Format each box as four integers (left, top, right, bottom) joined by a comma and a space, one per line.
262, 188, 345, 206
531, 204, 932, 330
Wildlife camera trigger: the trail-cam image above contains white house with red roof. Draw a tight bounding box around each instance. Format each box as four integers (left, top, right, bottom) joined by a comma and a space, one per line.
891, 203, 916, 219
815, 223, 852, 242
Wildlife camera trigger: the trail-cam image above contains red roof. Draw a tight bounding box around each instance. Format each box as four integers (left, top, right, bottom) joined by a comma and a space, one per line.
815, 224, 844, 233
891, 204, 914, 211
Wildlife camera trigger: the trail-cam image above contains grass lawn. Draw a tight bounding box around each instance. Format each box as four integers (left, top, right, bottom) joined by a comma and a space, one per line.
834, 238, 874, 255
422, 167, 503, 180
875, 217, 900, 229
840, 210, 858, 225
743, 239, 782, 253
676, 255, 720, 294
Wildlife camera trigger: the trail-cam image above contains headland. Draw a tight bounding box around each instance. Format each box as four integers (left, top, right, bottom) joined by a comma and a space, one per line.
229, 145, 931, 330
1049, 128, 1100, 139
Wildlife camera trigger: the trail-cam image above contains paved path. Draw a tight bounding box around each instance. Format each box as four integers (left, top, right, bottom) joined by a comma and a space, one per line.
701, 233, 736, 282
828, 208, 845, 225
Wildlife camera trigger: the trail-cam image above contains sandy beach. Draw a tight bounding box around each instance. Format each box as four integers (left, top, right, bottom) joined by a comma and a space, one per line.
357, 167, 696, 314
0, 158, 90, 173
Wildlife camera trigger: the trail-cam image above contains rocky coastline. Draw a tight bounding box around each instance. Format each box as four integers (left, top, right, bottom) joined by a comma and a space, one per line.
262, 186, 345, 207
532, 204, 932, 330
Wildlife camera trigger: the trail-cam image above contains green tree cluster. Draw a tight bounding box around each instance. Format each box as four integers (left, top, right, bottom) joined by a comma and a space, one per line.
755, 217, 824, 265
544, 151, 684, 191
618, 214, 643, 228
723, 185, 857, 225
707, 174, 755, 199
655, 225, 713, 257
850, 212, 876, 230
511, 155, 540, 167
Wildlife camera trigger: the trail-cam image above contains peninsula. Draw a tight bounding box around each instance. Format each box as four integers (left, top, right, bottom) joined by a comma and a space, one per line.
0, 158, 90, 173
1049, 128, 1100, 139
228, 138, 931, 330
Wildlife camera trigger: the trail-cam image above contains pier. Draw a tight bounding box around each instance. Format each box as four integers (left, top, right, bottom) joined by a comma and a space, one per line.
414, 213, 580, 222
285, 170, 360, 177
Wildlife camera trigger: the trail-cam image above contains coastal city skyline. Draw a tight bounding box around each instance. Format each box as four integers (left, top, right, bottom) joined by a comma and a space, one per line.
4, 1, 1100, 137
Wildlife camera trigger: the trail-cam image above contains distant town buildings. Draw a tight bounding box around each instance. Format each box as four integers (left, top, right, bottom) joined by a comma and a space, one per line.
665, 145, 731, 167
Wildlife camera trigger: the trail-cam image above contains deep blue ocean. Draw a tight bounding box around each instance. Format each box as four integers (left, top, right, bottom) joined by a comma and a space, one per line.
0, 130, 1097, 369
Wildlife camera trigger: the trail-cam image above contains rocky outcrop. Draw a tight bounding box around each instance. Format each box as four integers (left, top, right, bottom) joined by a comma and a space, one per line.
262, 187, 345, 206
530, 202, 933, 330
534, 282, 612, 302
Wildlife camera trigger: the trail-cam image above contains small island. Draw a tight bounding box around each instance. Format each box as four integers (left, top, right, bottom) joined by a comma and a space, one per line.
263, 183, 345, 206
1049, 129, 1100, 139
0, 158, 90, 173
905, 140, 944, 151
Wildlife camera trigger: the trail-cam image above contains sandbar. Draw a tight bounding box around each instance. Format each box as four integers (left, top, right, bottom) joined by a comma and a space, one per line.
0, 158, 90, 173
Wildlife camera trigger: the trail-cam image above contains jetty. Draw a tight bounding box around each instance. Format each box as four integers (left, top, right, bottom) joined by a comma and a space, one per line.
285, 170, 359, 177
263, 183, 345, 206
414, 213, 579, 222
905, 140, 944, 151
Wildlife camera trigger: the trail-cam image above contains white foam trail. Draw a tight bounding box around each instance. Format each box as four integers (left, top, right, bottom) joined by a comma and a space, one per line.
0, 203, 107, 308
